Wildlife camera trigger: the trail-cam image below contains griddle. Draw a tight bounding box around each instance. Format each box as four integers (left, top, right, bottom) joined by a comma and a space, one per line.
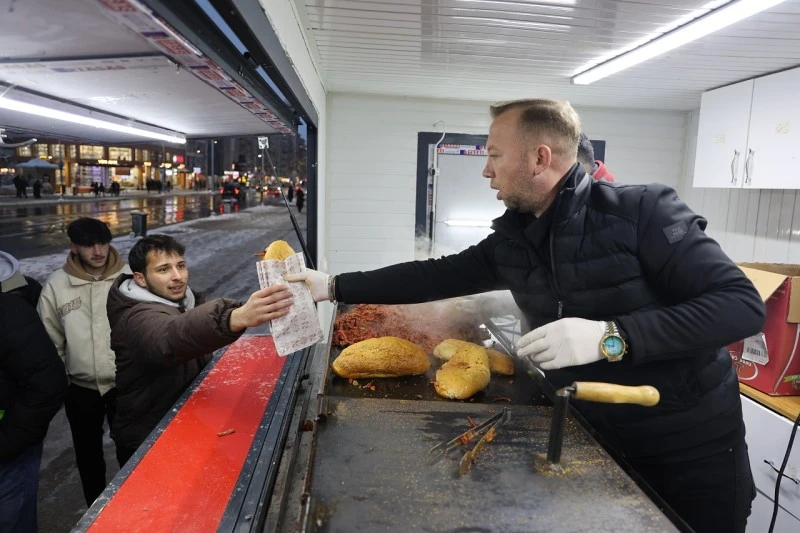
326, 305, 547, 405
308, 398, 678, 532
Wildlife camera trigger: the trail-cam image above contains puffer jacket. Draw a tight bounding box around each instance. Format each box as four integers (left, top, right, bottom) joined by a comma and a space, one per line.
1, 292, 67, 462
106, 274, 242, 450
337, 164, 766, 461
37, 247, 129, 394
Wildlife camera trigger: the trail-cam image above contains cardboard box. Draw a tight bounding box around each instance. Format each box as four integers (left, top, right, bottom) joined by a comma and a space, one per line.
728, 263, 800, 396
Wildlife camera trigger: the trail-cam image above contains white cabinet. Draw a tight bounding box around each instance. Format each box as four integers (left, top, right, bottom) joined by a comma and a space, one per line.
748, 490, 800, 533
745, 68, 800, 189
693, 80, 754, 188
741, 396, 800, 533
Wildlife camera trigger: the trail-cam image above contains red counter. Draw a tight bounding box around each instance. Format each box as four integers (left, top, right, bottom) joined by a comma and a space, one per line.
85, 336, 287, 532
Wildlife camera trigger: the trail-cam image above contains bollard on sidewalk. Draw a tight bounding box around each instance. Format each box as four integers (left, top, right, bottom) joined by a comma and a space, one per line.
131, 211, 148, 237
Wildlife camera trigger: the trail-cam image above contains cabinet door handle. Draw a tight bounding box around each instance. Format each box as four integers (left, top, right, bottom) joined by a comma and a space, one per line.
730, 149, 740, 184
744, 148, 754, 185
764, 459, 800, 484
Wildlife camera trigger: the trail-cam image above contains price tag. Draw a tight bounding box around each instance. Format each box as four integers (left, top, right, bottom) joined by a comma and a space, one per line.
742, 333, 769, 365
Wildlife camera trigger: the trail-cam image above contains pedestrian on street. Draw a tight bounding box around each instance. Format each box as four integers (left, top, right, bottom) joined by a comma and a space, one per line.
296, 187, 305, 213
106, 234, 293, 466
0, 290, 67, 533
287, 99, 766, 533
287, 184, 294, 203
33, 179, 42, 199
37, 218, 131, 506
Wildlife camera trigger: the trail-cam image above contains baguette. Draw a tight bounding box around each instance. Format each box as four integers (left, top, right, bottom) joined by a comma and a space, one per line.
433, 339, 515, 375
263, 240, 295, 261
433, 343, 491, 400
332, 336, 430, 378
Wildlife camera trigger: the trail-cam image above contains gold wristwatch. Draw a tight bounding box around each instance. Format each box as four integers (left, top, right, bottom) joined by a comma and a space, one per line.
600, 321, 627, 362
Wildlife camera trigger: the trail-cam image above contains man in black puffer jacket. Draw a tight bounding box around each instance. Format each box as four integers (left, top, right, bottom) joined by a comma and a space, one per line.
0, 292, 67, 533
288, 99, 766, 533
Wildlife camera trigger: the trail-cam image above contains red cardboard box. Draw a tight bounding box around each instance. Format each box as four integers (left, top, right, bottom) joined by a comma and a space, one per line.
728, 263, 800, 396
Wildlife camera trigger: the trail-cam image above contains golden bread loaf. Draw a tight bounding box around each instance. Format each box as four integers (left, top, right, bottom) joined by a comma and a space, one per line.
263, 240, 295, 261
486, 348, 515, 376
433, 339, 515, 375
433, 343, 491, 400
332, 337, 430, 378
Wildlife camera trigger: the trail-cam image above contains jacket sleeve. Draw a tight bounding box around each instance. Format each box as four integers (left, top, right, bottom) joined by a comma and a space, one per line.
0, 298, 67, 462
37, 281, 66, 362
614, 185, 766, 364
123, 298, 243, 368
337, 234, 506, 304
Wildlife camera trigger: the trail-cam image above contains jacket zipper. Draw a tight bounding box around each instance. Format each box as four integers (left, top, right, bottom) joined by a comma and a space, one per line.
550, 222, 563, 319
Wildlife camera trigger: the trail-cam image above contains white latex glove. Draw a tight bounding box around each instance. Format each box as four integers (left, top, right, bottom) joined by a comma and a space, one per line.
283, 268, 331, 302
516, 318, 606, 370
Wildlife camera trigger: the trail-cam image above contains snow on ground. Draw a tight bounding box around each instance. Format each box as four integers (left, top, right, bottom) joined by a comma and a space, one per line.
18, 205, 307, 304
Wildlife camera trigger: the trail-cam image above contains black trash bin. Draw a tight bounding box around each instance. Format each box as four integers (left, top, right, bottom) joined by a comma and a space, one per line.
131, 211, 148, 237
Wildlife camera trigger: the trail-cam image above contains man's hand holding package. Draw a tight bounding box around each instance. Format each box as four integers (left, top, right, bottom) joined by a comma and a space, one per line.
283, 269, 330, 302
229, 285, 293, 333
516, 318, 606, 370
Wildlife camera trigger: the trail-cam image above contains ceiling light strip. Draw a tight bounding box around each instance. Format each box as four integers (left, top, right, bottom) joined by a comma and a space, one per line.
0, 96, 186, 144
572, 0, 788, 85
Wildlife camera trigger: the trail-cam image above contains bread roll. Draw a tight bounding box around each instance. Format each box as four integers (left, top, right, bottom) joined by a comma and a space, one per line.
332, 337, 430, 378
433, 343, 491, 400
486, 348, 515, 376
263, 240, 295, 261
433, 339, 515, 375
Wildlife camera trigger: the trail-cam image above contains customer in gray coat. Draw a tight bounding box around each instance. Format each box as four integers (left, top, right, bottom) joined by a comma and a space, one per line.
106, 234, 293, 466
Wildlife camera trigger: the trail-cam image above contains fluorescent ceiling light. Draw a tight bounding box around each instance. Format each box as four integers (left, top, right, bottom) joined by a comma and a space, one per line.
0, 96, 186, 144
572, 0, 788, 85
444, 220, 492, 227
452, 16, 571, 31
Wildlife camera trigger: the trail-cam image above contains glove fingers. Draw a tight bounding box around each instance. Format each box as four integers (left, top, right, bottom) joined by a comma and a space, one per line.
283, 272, 307, 282
517, 337, 548, 358
531, 346, 557, 365
517, 326, 547, 350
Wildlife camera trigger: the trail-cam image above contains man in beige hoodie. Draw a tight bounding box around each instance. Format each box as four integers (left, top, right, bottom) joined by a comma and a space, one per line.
38, 217, 130, 506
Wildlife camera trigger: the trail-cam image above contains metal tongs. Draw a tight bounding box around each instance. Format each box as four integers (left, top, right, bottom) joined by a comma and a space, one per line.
428, 407, 511, 475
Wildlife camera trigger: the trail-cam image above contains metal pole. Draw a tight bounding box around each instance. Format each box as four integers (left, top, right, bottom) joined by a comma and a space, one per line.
210, 139, 215, 190
547, 387, 572, 464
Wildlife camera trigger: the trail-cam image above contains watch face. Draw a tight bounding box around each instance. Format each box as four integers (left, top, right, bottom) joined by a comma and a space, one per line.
603, 336, 625, 357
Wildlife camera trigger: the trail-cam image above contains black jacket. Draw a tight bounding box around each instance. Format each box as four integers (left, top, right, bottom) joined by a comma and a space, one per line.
106, 275, 242, 450
337, 165, 766, 461
0, 291, 67, 462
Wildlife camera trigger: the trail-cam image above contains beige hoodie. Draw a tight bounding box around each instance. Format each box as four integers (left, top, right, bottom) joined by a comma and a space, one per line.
37, 246, 130, 394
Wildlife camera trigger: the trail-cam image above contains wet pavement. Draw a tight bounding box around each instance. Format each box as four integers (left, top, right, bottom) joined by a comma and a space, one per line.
0, 191, 229, 259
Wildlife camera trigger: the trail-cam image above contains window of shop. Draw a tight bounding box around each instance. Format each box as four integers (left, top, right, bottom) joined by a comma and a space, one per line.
80, 145, 105, 159
51, 144, 65, 158
141, 149, 150, 161
68, 145, 77, 159
34, 144, 49, 158
109, 147, 133, 161
17, 146, 31, 157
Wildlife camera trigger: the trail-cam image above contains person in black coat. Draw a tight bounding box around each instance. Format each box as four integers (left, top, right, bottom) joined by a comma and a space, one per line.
0, 291, 67, 533
288, 99, 766, 533
295, 187, 305, 213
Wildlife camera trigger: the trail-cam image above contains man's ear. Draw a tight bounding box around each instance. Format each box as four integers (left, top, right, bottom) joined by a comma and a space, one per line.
133, 272, 147, 288
69, 243, 77, 255
527, 144, 552, 177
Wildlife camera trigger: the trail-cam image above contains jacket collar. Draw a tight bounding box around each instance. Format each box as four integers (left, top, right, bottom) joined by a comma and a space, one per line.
492, 163, 592, 240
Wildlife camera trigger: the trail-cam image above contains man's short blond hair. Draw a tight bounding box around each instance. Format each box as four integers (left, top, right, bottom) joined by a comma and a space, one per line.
490, 99, 581, 159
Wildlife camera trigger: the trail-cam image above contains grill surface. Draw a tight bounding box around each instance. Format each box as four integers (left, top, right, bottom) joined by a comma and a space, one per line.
309, 398, 678, 532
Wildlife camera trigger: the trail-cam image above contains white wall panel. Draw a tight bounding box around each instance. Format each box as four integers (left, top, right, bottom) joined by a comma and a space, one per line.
326, 93, 689, 274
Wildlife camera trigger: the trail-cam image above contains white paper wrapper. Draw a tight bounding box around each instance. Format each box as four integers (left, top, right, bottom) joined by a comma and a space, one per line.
256, 252, 323, 356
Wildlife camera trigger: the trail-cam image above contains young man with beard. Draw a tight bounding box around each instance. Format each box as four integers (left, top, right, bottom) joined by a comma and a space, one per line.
37, 217, 129, 506
106, 234, 293, 466
287, 99, 766, 533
